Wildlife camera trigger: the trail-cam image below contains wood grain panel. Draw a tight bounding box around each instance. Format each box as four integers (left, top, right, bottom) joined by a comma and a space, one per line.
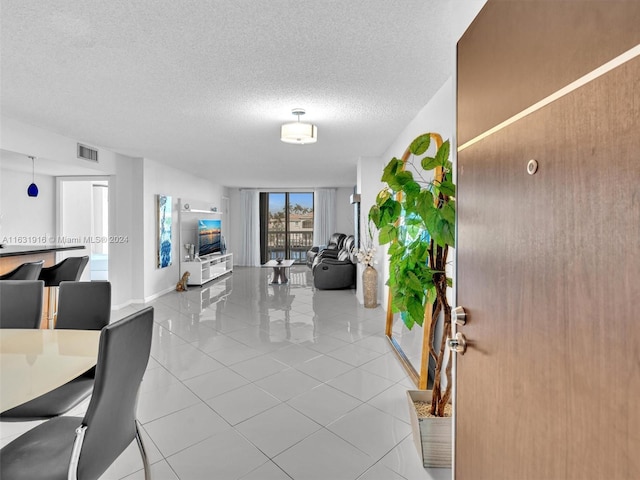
455, 55, 640, 479
457, 0, 640, 145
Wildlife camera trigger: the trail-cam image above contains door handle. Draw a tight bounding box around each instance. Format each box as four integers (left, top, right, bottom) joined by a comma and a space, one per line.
453, 306, 467, 326
448, 332, 467, 355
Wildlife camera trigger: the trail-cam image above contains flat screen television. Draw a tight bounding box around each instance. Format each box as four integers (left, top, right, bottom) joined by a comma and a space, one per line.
198, 219, 222, 256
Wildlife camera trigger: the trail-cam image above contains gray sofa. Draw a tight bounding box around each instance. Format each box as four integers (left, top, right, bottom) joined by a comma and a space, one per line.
305, 233, 347, 269
312, 235, 356, 290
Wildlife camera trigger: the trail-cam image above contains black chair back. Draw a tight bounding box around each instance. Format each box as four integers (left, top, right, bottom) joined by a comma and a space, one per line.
0, 260, 44, 280
76, 307, 153, 480
38, 256, 89, 287
56, 281, 111, 330
0, 280, 44, 328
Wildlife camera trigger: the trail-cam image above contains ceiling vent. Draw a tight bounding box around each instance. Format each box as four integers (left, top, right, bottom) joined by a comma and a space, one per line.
77, 143, 99, 162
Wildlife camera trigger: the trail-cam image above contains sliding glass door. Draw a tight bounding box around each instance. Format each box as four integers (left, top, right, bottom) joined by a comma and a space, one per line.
261, 192, 313, 264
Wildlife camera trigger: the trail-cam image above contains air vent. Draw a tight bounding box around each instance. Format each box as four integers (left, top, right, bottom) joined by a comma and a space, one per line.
77, 143, 99, 162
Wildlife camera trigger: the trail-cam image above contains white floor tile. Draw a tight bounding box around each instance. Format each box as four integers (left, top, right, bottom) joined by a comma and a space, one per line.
236, 403, 321, 457
273, 429, 374, 480
144, 402, 231, 456
254, 368, 321, 401
240, 461, 293, 479
182, 367, 249, 400
380, 435, 451, 480
367, 382, 414, 423
230, 353, 290, 381
153, 342, 225, 380
137, 382, 201, 424
120, 459, 179, 480
97, 425, 162, 479
139, 365, 181, 394
327, 343, 385, 367
206, 343, 264, 366
359, 352, 409, 382
328, 367, 396, 402
90, 266, 446, 480
267, 344, 322, 367
327, 403, 412, 459
294, 353, 354, 382
356, 463, 406, 480
167, 429, 269, 480
205, 383, 281, 426
287, 383, 362, 426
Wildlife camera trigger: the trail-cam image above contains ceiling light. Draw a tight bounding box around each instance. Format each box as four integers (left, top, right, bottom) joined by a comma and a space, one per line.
27, 156, 39, 197
281, 109, 317, 144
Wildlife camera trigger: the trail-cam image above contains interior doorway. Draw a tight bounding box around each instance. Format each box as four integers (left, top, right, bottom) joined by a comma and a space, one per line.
57, 177, 110, 281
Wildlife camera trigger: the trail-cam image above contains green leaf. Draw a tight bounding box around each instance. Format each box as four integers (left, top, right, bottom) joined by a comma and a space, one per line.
381, 158, 403, 184
409, 134, 431, 156
438, 180, 456, 197
401, 312, 415, 330
395, 171, 414, 186
378, 224, 397, 244
403, 180, 421, 201
435, 140, 451, 166
376, 188, 391, 205
426, 287, 437, 306
406, 271, 423, 293
368, 205, 381, 226
421, 156, 441, 171
440, 202, 455, 224
406, 295, 425, 328
433, 218, 455, 247
424, 206, 440, 235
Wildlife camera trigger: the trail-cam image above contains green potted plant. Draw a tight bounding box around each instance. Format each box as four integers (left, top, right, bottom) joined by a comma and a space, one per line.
368, 132, 455, 467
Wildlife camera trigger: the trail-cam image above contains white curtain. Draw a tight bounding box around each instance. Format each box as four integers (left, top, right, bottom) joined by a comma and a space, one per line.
313, 188, 336, 246
238, 190, 261, 266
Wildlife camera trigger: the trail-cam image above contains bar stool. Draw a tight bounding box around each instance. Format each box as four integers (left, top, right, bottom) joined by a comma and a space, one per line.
0, 260, 44, 280
38, 256, 89, 327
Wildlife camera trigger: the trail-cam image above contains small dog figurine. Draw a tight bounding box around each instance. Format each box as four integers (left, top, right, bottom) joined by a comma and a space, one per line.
176, 271, 190, 292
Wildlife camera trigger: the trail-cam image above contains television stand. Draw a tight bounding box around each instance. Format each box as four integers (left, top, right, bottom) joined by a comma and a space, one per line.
180, 253, 233, 286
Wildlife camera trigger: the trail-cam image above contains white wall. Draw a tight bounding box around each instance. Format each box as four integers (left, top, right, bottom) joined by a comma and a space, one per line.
142, 158, 226, 300
0, 117, 226, 306
356, 77, 455, 307
335, 187, 355, 236
353, 0, 488, 308
0, 165, 55, 243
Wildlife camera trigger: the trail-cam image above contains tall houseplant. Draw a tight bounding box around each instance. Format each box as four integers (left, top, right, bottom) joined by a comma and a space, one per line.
369, 132, 455, 417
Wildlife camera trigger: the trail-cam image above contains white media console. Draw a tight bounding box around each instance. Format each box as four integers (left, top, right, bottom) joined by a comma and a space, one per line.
180, 253, 233, 286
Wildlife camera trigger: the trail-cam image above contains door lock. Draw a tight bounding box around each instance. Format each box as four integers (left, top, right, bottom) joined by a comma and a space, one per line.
448, 332, 467, 355
453, 306, 467, 326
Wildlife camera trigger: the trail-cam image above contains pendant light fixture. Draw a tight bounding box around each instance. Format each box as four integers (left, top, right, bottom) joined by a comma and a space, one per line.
280, 108, 318, 144
27, 156, 39, 197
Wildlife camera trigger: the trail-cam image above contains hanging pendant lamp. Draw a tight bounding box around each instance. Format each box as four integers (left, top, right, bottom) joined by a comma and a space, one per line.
27, 156, 39, 197
280, 108, 318, 144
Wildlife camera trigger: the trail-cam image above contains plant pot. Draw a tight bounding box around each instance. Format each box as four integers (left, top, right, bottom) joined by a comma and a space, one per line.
362, 265, 378, 308
407, 390, 452, 468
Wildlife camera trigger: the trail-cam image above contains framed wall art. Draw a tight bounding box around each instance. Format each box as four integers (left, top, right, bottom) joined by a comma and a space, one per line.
157, 194, 172, 268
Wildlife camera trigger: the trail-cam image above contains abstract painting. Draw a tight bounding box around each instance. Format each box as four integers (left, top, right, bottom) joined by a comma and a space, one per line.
157, 194, 172, 268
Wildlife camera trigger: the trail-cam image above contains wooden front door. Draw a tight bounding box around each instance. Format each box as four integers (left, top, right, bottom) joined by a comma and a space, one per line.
455, 2, 640, 479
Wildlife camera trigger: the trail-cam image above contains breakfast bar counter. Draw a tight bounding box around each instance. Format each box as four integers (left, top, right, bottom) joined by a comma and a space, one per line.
0, 245, 86, 328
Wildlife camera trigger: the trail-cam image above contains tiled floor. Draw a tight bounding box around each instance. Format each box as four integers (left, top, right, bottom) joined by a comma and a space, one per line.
1, 266, 451, 480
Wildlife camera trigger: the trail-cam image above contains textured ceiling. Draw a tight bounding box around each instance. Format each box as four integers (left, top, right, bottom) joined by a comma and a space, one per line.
1, 0, 453, 188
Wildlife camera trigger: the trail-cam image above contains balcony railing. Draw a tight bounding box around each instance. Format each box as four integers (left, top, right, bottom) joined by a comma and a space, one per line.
267, 231, 313, 263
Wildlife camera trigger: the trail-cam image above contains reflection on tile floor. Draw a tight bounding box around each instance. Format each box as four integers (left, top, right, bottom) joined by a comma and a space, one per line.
0, 266, 451, 480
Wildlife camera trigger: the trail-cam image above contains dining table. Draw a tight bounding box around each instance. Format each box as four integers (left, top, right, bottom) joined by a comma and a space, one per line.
0, 329, 101, 412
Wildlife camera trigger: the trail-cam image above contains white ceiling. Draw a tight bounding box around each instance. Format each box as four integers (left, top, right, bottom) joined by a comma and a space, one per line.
1, 0, 454, 188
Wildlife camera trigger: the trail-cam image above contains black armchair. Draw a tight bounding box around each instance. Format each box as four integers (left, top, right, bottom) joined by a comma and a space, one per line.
312, 235, 356, 290
306, 232, 347, 268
